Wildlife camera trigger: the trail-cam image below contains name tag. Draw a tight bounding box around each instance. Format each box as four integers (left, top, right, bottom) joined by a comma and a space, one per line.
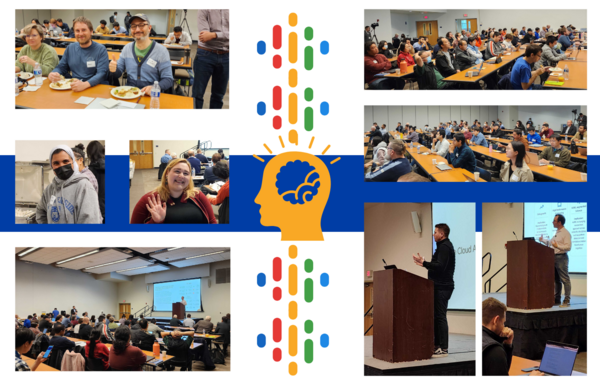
555, 153, 560, 157
147, 58, 157, 68
87, 61, 96, 68
373, 60, 378, 63
511, 174, 519, 182
49, 195, 56, 205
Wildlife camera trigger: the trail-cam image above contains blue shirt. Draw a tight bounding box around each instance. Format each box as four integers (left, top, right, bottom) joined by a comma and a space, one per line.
471, 132, 488, 147
365, 158, 411, 182
413, 42, 423, 51
111, 27, 128, 34
448, 144, 476, 173
53, 310, 59, 318
160, 154, 172, 164
534, 32, 540, 39
519, 30, 526, 36
52, 41, 109, 86
23, 319, 31, 328
527, 133, 541, 144
187, 156, 201, 175
558, 35, 573, 50
510, 57, 533, 90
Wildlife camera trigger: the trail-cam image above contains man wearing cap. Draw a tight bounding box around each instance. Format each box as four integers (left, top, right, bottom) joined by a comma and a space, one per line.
108, 14, 174, 96
194, 9, 229, 109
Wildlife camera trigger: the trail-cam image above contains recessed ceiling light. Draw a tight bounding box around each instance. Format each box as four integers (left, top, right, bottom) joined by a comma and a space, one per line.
185, 250, 228, 260
117, 265, 149, 273
18, 247, 41, 257
57, 249, 100, 265
85, 259, 128, 270
167, 247, 183, 251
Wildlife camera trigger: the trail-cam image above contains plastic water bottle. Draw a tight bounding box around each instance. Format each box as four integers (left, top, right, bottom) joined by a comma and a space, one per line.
489, 144, 492, 153
34, 63, 42, 86
150, 81, 161, 109
564, 65, 569, 81
15, 75, 19, 96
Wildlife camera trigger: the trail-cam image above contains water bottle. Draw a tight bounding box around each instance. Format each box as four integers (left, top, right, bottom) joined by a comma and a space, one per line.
489, 144, 492, 153
15, 75, 19, 96
564, 64, 569, 81
150, 81, 161, 109
34, 63, 42, 86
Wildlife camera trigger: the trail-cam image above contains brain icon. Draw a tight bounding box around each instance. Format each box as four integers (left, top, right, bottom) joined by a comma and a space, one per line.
276, 160, 321, 204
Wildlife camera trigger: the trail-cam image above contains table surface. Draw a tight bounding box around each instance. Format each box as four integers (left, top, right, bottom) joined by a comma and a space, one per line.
405, 144, 486, 182
23, 355, 59, 371
16, 82, 193, 109
544, 58, 587, 89
486, 138, 587, 160
56, 37, 189, 49
94, 34, 166, 41
444, 50, 525, 83
509, 356, 586, 376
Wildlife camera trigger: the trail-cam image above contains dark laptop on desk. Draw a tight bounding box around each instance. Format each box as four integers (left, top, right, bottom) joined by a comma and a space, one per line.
525, 340, 578, 376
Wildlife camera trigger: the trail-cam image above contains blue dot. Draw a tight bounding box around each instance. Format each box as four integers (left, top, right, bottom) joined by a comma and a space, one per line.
257, 334, 266, 348
320, 102, 329, 116
257, 102, 266, 116
320, 334, 329, 348
320, 41, 329, 55
257, 41, 266, 55
257, 273, 266, 287
320, 273, 329, 287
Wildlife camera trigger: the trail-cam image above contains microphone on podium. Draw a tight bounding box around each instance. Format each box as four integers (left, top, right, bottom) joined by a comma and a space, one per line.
513, 231, 519, 240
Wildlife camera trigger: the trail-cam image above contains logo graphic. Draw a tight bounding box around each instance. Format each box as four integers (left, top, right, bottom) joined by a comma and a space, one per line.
277, 160, 321, 205
51, 206, 60, 222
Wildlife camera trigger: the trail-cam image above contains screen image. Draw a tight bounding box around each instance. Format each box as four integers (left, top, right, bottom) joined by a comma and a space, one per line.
432, 203, 476, 310
153, 278, 202, 312
523, 203, 587, 273
539, 343, 578, 376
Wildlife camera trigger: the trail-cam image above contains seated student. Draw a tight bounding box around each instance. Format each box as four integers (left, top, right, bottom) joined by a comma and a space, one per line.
15, 24, 59, 77
363, 41, 402, 90
160, 329, 195, 370
85, 326, 110, 370
110, 22, 128, 35
49, 323, 76, 352
405, 126, 419, 143
78, 317, 93, 340
206, 161, 230, 209
377, 40, 394, 59
131, 159, 217, 224
164, 26, 192, 46
15, 328, 50, 371
109, 14, 174, 96
466, 37, 483, 63
539, 123, 554, 139
95, 20, 110, 34
194, 316, 214, 333
38, 315, 52, 332
109, 326, 147, 371
108, 317, 118, 329
521, 28, 536, 44
203, 153, 225, 184
56, 19, 69, 34
447, 133, 476, 173
500, 141, 534, 182
184, 150, 201, 176
413, 36, 426, 51
397, 42, 415, 65
96, 316, 114, 342
510, 45, 550, 90
570, 124, 587, 143
414, 50, 459, 90
455, 39, 478, 70
46, 18, 63, 36
130, 319, 156, 351
534, 27, 541, 39
147, 319, 164, 339
462, 128, 473, 141
364, 140, 411, 182
483, 32, 505, 60
538, 134, 571, 167
519, 26, 527, 36
182, 314, 195, 328
471, 127, 488, 147
71, 144, 98, 192
421, 36, 434, 51
431, 130, 450, 158
54, 315, 73, 331
170, 314, 183, 327
502, 34, 520, 51
23, 315, 32, 328
36, 145, 102, 224
214, 316, 231, 354
558, 28, 579, 51
29, 322, 42, 336
48, 17, 109, 92
527, 127, 542, 144
435, 38, 459, 78
541, 36, 570, 67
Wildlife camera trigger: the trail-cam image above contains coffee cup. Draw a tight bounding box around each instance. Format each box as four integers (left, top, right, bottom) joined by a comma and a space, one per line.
432, 159, 437, 165
581, 172, 587, 181
474, 172, 480, 181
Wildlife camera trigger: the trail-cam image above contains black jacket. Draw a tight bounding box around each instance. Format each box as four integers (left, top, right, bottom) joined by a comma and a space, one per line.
482, 326, 513, 375
563, 124, 577, 135
131, 330, 155, 351
415, 62, 440, 90
78, 324, 92, 340
88, 159, 105, 221
435, 50, 458, 78
455, 49, 477, 71
521, 33, 535, 44
423, 238, 455, 289
170, 318, 182, 326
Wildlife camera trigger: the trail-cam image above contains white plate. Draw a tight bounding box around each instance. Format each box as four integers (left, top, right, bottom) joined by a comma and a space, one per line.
17, 72, 33, 79
550, 72, 562, 76
549, 67, 562, 72
49, 80, 74, 90
111, 86, 143, 100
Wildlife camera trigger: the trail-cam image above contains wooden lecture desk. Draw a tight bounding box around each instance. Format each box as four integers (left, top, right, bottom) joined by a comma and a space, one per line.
509, 356, 586, 376
15, 82, 193, 109
444, 49, 525, 84
470, 145, 585, 182
55, 37, 189, 50
485, 138, 587, 162
364, 146, 368, 157
404, 144, 487, 182
22, 356, 59, 371
93, 34, 166, 42
544, 49, 588, 89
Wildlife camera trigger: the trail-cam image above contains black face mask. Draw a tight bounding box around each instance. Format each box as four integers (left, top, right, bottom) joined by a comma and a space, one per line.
54, 163, 74, 180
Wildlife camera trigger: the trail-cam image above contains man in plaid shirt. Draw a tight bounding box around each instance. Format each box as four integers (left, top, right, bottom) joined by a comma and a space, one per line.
16, 328, 49, 371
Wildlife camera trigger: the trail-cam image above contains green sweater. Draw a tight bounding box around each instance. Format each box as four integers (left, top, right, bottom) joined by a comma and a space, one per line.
539, 146, 571, 168
15, 43, 59, 76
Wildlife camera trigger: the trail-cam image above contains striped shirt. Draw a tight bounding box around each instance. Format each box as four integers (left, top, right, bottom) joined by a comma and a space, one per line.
197, 10, 229, 51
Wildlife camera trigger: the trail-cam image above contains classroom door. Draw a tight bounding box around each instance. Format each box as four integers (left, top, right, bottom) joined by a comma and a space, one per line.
457, 19, 478, 34
129, 140, 154, 170
364, 282, 373, 336
416, 21, 438, 44
119, 303, 131, 317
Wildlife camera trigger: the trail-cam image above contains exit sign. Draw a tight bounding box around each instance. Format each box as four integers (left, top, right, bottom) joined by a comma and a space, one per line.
367, 270, 372, 278
424, 16, 428, 19
464, 14, 468, 17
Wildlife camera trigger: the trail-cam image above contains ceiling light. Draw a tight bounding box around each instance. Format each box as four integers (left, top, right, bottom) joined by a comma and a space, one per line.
85, 259, 128, 270
167, 247, 183, 251
185, 250, 228, 260
56, 249, 100, 265
18, 247, 40, 257
117, 265, 149, 273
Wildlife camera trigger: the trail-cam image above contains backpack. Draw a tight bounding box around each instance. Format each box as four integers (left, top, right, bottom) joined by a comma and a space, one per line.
31, 332, 50, 357
165, 337, 192, 362
16, 37, 26, 47
210, 346, 225, 364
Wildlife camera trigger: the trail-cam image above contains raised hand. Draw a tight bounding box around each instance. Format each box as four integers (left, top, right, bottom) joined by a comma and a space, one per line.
146, 193, 167, 223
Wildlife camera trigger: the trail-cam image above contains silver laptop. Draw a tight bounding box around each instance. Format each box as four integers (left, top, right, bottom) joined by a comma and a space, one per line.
565, 47, 580, 60
470, 61, 484, 76
526, 151, 541, 166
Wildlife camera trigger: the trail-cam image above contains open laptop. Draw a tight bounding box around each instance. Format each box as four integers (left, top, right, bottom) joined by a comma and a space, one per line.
470, 61, 484, 76
564, 47, 580, 60
436, 163, 452, 171
530, 341, 579, 376
526, 151, 541, 166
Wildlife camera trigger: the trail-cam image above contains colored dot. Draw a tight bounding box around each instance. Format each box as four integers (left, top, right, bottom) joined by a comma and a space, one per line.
257, 102, 266, 116
273, 318, 282, 342
273, 348, 282, 362
320, 273, 329, 287
273, 257, 282, 282
273, 86, 282, 110
304, 46, 314, 70
257, 41, 266, 55
304, 320, 313, 334
304, 278, 314, 302
273, 55, 282, 69
305, 27, 313, 41
305, 339, 314, 363
305, 259, 313, 273
289, 245, 298, 258
273, 25, 282, 49
257, 273, 266, 287
320, 334, 329, 348
273, 286, 282, 301
320, 102, 329, 116
257, 333, 266, 348
273, 116, 282, 130
289, 361, 298, 376
289, 301, 298, 320
288, 69, 298, 88
304, 107, 314, 131
289, 325, 298, 356
289, 13, 298, 27
304, 88, 313, 101
320, 41, 329, 55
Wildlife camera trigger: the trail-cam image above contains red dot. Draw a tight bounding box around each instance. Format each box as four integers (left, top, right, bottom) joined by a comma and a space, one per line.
273, 257, 282, 282
273, 86, 282, 110
273, 286, 282, 301
273, 55, 282, 69
273, 25, 282, 49
273, 318, 282, 342
273, 348, 282, 362
273, 116, 282, 130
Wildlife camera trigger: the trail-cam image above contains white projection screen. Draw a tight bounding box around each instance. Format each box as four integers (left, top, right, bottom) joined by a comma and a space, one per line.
153, 278, 203, 312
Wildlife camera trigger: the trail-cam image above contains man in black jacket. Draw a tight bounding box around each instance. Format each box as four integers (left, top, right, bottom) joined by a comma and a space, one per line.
482, 297, 544, 375
170, 314, 183, 326
413, 223, 455, 357
435, 38, 459, 78
131, 319, 156, 351
562, 120, 577, 135
455, 39, 477, 70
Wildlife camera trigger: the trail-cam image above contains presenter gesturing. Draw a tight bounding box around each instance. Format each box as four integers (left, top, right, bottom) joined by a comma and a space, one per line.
181, 296, 187, 306
539, 214, 572, 307
413, 223, 456, 358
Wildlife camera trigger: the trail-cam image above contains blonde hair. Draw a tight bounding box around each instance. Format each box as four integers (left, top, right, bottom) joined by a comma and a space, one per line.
152, 159, 198, 202
23, 24, 45, 37
50, 18, 57, 24
73, 16, 93, 32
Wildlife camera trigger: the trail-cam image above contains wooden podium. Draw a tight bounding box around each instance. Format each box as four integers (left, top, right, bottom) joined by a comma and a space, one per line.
507, 240, 555, 310
172, 302, 185, 318
373, 268, 434, 362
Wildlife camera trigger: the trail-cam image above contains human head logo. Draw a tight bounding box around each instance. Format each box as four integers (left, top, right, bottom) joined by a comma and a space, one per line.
256, 152, 331, 241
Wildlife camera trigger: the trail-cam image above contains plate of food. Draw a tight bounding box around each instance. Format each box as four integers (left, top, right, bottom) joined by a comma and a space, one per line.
549, 67, 562, 72
17, 72, 33, 79
111, 86, 142, 100
49, 77, 75, 90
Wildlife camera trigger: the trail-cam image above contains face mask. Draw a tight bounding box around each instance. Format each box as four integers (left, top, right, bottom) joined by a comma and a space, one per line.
426, 56, 432, 63
54, 163, 74, 180
383, 45, 388, 50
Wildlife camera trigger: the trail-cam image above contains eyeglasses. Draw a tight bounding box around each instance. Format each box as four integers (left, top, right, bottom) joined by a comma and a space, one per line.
130, 23, 148, 30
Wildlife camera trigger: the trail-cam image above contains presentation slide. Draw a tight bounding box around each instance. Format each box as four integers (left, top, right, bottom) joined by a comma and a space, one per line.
432, 203, 476, 310
153, 278, 203, 312
523, 203, 587, 273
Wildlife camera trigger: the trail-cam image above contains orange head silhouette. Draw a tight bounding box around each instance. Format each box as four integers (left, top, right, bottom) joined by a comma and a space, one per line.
255, 151, 331, 241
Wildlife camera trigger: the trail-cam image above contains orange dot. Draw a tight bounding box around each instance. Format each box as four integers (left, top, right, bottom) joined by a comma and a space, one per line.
289, 361, 298, 375
289, 13, 298, 27
289, 245, 298, 258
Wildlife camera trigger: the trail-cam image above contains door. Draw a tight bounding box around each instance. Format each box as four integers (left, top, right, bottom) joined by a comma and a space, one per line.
416, 20, 438, 45
457, 19, 478, 34
364, 282, 374, 336
467, 19, 478, 34
119, 303, 131, 317
129, 140, 154, 169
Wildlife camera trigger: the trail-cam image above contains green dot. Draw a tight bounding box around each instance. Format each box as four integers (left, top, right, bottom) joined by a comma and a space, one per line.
304, 107, 314, 131
304, 27, 313, 41
305, 320, 313, 334
305, 278, 314, 302
304, 88, 313, 102
305, 259, 313, 273
304, 339, 314, 363
304, 46, 313, 70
